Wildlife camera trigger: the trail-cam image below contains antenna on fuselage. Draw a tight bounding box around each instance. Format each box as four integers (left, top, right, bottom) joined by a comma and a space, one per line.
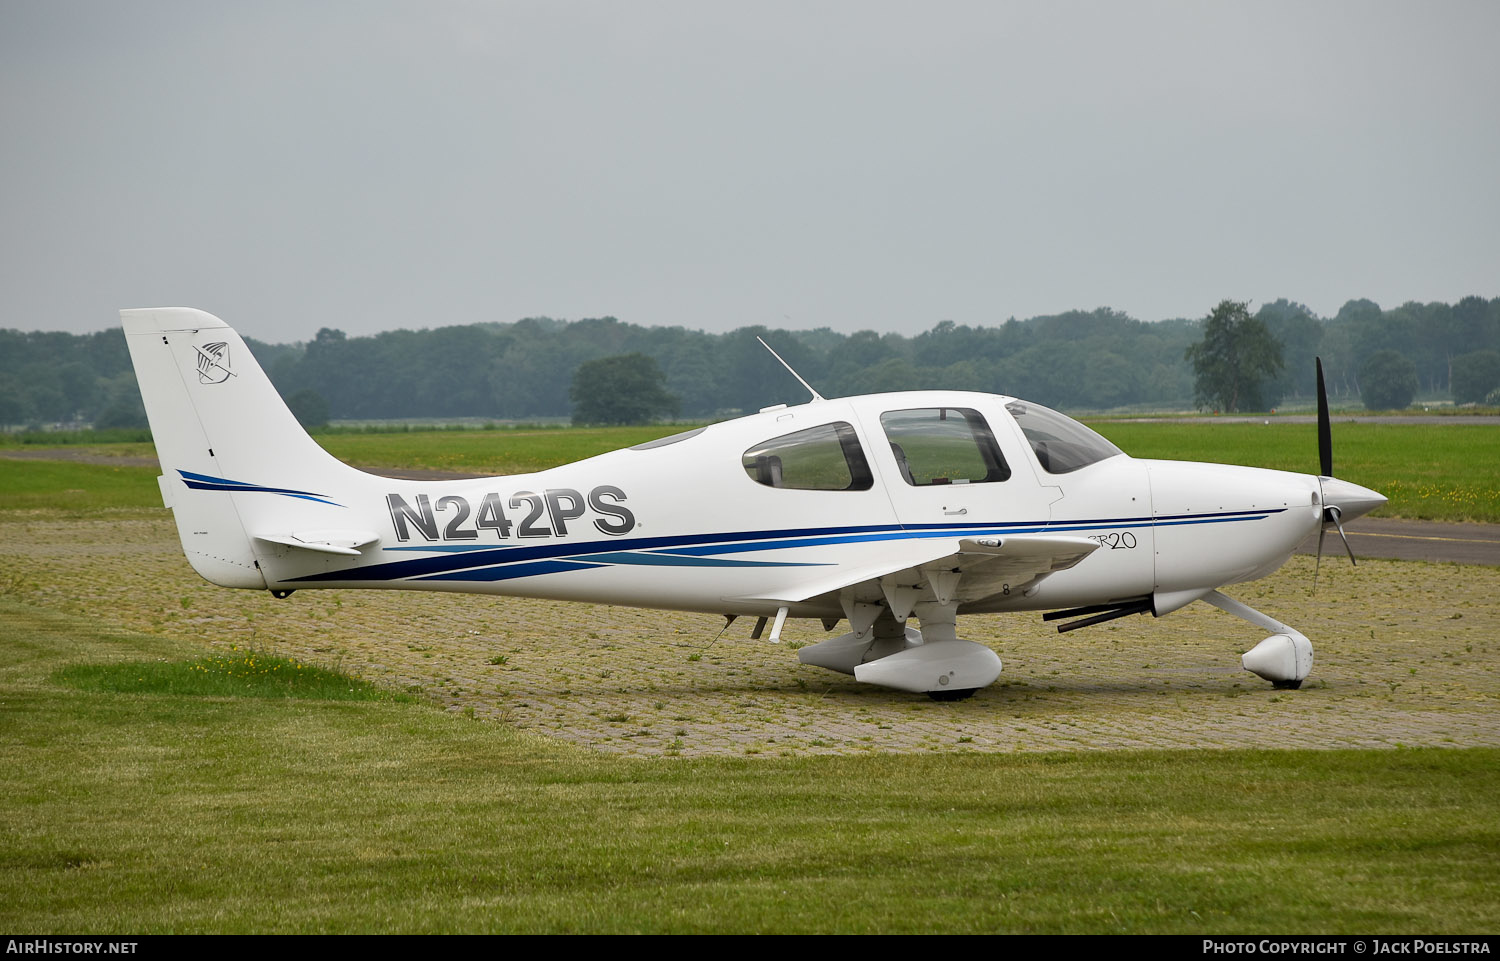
756, 336, 825, 403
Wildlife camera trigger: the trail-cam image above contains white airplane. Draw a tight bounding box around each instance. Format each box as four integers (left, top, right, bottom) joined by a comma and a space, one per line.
122, 307, 1385, 700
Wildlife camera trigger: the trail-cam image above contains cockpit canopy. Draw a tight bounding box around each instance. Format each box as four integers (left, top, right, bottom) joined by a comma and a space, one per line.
739, 395, 1122, 491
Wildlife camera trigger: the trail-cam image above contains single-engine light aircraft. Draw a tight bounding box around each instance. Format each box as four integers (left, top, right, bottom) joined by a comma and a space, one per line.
122, 307, 1385, 700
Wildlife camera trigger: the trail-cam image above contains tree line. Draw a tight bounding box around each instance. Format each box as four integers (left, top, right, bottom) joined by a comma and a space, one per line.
2, 295, 1497, 429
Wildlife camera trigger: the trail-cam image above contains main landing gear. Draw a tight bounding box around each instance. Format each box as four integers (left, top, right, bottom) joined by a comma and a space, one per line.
795, 602, 1003, 699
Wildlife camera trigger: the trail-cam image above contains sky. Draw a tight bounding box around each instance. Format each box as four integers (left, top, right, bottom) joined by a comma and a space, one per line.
2, 0, 1497, 343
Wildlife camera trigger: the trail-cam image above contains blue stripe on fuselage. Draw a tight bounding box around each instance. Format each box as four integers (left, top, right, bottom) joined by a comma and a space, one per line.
284, 508, 1284, 584
419, 559, 605, 583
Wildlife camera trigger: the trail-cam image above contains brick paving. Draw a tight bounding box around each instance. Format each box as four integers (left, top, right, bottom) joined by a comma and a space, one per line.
4, 514, 1496, 757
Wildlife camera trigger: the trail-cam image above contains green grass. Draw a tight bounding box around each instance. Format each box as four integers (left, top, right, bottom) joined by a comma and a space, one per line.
0, 458, 162, 513
53, 650, 413, 702
0, 427, 154, 447
2, 596, 1498, 933
317, 424, 689, 475
4, 420, 1497, 521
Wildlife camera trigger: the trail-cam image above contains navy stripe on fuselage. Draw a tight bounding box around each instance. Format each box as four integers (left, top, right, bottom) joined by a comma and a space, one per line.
286, 508, 1285, 584
420, 559, 605, 583
655, 512, 1275, 558
291, 522, 907, 582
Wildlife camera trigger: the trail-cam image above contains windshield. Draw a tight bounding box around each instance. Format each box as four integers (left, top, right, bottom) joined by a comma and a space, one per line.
1005, 401, 1123, 474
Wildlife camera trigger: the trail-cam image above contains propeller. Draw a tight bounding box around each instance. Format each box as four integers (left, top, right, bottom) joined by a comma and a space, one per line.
1317, 356, 1332, 478
1314, 357, 1358, 590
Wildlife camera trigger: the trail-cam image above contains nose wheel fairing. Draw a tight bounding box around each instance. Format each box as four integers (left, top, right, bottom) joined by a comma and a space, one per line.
1202, 590, 1315, 687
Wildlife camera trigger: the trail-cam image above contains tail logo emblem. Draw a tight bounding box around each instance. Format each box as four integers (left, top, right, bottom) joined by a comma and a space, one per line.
194, 342, 235, 384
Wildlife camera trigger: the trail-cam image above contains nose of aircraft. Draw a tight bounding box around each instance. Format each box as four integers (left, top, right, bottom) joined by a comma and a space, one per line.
1318, 476, 1386, 523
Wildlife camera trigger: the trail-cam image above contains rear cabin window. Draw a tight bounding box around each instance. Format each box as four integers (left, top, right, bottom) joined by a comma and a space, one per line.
1005, 401, 1123, 474
879, 407, 1011, 486
742, 422, 874, 491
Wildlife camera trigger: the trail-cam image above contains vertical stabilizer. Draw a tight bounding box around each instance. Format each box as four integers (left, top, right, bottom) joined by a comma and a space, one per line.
121, 307, 368, 589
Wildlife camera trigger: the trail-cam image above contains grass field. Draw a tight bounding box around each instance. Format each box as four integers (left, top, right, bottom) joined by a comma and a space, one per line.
53, 650, 414, 702
2, 414, 1498, 932
3, 419, 1497, 521
319, 423, 681, 475
2, 597, 1497, 934
0, 458, 161, 514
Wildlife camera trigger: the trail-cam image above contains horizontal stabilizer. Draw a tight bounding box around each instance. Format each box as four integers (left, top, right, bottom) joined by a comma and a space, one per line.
254, 530, 381, 557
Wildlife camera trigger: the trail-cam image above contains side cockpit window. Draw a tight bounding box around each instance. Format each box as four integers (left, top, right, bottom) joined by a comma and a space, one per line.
879, 407, 1010, 486
742, 422, 874, 491
1005, 401, 1123, 474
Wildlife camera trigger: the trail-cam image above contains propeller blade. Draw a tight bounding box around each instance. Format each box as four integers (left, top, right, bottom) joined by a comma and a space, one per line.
1314, 524, 1325, 593
1328, 505, 1358, 567
1316, 357, 1332, 477
1309, 371, 1365, 592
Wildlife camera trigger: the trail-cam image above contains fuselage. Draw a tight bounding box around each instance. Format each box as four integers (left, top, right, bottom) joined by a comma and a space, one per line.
248, 391, 1344, 620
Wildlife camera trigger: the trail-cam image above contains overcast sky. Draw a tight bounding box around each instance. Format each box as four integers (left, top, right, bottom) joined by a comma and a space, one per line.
2, 0, 1496, 343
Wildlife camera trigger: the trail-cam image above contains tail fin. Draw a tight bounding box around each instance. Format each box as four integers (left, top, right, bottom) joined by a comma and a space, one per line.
122, 307, 369, 589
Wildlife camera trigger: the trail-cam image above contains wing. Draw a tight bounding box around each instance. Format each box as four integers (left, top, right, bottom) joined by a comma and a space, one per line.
735, 533, 1100, 615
